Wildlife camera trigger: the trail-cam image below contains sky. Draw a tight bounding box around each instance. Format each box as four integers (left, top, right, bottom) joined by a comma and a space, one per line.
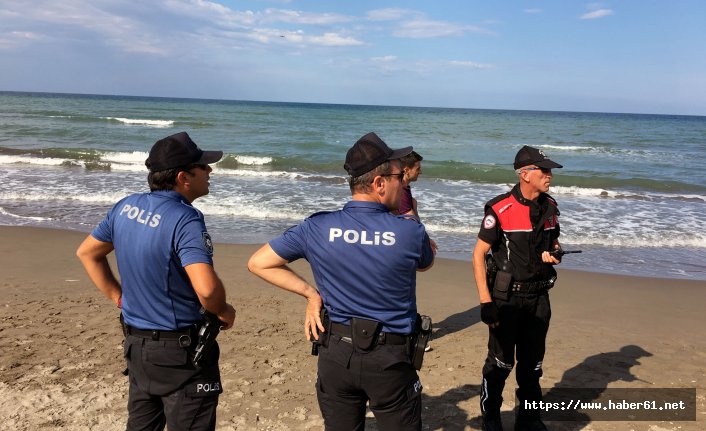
1, 0, 705, 115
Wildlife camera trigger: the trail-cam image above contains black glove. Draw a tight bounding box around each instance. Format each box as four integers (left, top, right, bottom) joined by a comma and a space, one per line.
481, 302, 500, 326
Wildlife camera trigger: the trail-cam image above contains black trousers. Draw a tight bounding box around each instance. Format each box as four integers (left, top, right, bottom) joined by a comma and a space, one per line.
123, 335, 223, 431
316, 336, 423, 431
480, 292, 551, 418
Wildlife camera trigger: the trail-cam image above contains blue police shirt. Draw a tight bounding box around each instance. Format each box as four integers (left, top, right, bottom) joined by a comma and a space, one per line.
269, 201, 434, 334
92, 190, 214, 330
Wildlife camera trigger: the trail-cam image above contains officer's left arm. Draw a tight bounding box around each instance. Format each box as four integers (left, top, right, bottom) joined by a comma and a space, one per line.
541, 224, 562, 264
248, 244, 324, 341
76, 235, 122, 307
417, 232, 435, 272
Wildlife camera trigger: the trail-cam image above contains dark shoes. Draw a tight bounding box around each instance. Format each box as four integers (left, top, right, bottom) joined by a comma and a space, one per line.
514, 417, 548, 431
482, 415, 504, 431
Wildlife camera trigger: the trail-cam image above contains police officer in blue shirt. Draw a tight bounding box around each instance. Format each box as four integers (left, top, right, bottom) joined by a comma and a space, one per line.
76, 131, 236, 431
248, 132, 435, 430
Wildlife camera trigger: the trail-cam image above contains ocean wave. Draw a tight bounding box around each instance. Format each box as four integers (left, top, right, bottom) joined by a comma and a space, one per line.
101, 117, 174, 128
0, 207, 52, 221
211, 167, 343, 182
423, 221, 474, 235
550, 186, 618, 198
0, 191, 128, 204
194, 202, 310, 221
0, 154, 68, 166
234, 155, 273, 165
538, 144, 595, 152
561, 234, 706, 249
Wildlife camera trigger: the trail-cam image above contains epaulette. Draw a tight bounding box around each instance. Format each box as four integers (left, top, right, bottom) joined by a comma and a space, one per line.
544, 193, 558, 207
398, 214, 421, 223
540, 193, 560, 216
484, 190, 512, 213
306, 210, 333, 220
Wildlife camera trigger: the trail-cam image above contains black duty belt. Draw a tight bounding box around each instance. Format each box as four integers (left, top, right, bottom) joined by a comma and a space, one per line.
330, 321, 409, 345
125, 324, 195, 341
511, 280, 551, 294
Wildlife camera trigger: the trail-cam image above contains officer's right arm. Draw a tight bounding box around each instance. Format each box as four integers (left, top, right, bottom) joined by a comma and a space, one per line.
472, 238, 493, 304
247, 244, 324, 341
76, 235, 122, 307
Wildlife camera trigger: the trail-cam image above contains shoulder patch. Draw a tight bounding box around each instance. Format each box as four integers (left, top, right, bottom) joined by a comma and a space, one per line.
202, 232, 214, 255
483, 214, 496, 229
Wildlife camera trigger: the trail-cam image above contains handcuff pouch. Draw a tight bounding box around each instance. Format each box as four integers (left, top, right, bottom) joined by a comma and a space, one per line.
350, 317, 382, 352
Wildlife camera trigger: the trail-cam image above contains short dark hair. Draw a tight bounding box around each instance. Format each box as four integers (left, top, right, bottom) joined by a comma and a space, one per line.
399, 151, 423, 169
147, 167, 182, 191
348, 161, 393, 193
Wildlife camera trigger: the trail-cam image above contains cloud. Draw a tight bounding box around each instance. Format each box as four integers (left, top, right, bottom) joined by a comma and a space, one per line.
370, 55, 398, 62
366, 8, 418, 21
580, 8, 614, 20
524, 8, 542, 14
305, 32, 363, 46
261, 8, 353, 25
448, 60, 495, 69
0, 0, 364, 56
235, 27, 362, 47
366, 8, 493, 38
393, 19, 492, 38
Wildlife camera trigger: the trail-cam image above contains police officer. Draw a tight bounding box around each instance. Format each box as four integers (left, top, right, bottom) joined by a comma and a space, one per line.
76, 131, 236, 431
472, 146, 563, 431
248, 132, 435, 430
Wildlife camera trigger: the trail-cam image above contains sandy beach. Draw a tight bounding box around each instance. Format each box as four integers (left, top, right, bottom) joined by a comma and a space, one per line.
1, 225, 704, 430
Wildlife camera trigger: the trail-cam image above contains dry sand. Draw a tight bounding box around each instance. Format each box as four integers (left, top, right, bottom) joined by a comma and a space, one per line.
1, 226, 704, 430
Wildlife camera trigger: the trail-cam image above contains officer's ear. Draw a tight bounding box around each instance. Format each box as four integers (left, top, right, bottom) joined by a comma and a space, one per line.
371, 175, 386, 192
175, 170, 190, 187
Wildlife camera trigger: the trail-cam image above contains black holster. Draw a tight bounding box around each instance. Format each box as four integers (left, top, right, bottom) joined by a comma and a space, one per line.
311, 307, 330, 356
485, 254, 498, 288
486, 253, 511, 301
119, 313, 128, 337
410, 314, 432, 370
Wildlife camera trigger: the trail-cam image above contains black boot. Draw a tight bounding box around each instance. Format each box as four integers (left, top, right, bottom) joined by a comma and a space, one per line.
514, 417, 547, 431
482, 414, 504, 431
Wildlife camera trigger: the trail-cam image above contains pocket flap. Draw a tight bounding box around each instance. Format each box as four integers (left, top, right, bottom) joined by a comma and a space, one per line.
144, 345, 189, 366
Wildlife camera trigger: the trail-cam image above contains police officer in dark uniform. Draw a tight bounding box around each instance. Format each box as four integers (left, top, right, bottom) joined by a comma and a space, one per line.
472, 146, 563, 431
248, 132, 435, 430
77, 131, 236, 431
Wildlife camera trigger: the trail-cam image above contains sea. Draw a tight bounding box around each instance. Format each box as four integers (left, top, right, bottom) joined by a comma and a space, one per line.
2, 91, 705, 281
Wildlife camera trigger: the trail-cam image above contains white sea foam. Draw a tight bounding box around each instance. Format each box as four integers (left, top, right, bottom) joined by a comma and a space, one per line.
423, 222, 474, 235
234, 155, 273, 165
0, 155, 68, 166
100, 151, 149, 164
561, 234, 706, 249
211, 167, 341, 182
539, 144, 594, 152
102, 117, 174, 127
550, 185, 618, 198
194, 201, 309, 221
0, 207, 52, 221
0, 191, 128, 204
